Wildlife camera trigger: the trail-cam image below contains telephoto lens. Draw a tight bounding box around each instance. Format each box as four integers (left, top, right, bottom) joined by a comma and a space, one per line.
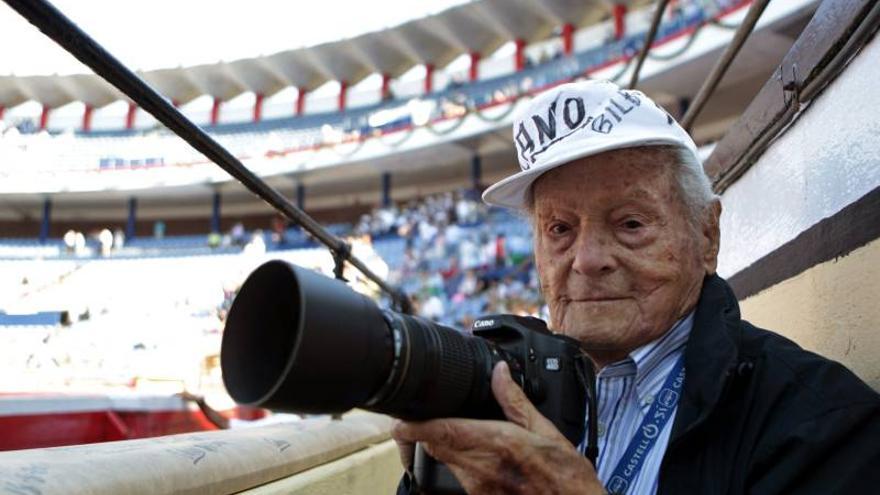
221, 260, 507, 419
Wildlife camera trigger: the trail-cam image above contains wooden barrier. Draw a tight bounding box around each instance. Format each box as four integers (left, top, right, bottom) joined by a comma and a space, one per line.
0, 412, 401, 495
243, 440, 401, 494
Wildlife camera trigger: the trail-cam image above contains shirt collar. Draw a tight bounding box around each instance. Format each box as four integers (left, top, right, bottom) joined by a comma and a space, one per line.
598, 312, 695, 381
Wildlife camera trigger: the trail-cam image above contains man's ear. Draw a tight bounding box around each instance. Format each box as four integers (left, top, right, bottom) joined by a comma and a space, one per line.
701, 200, 722, 275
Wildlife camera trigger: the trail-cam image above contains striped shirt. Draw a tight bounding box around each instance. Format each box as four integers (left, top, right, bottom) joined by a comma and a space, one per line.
578, 313, 694, 495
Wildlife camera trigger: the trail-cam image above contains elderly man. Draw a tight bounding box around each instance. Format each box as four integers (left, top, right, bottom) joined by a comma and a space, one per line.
392, 81, 880, 494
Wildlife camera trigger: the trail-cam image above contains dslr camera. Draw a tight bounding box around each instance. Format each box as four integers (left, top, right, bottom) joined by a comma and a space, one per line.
221, 260, 596, 494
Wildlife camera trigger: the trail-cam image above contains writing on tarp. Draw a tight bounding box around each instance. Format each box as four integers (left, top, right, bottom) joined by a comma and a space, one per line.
1, 463, 49, 495
168, 440, 229, 465
263, 437, 292, 453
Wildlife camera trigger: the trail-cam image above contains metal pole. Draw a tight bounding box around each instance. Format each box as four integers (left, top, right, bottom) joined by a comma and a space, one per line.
296, 183, 305, 211
39, 197, 51, 244
211, 191, 221, 234
3, 0, 407, 306
681, 0, 771, 131
126, 197, 137, 240
628, 0, 671, 90
471, 154, 482, 191
381, 172, 392, 208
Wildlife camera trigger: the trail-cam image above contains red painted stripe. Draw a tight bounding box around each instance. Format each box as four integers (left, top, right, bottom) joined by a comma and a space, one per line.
424, 64, 434, 94
253, 93, 264, 123
338, 80, 349, 112
562, 24, 574, 56
613, 4, 628, 40
515, 39, 526, 72
469, 52, 480, 82
39, 105, 50, 131
125, 102, 137, 129
82, 104, 94, 132
0, 409, 220, 451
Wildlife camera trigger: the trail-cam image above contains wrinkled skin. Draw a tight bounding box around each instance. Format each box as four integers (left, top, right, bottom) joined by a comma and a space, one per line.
393, 148, 722, 494
532, 148, 721, 367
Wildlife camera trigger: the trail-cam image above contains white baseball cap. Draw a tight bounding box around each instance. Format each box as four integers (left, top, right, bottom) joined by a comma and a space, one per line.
482, 80, 699, 210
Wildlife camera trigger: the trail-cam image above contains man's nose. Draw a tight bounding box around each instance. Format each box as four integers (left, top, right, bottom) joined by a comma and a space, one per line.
571, 229, 617, 276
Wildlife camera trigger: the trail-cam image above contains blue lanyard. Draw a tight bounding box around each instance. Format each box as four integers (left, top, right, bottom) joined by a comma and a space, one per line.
604, 355, 686, 495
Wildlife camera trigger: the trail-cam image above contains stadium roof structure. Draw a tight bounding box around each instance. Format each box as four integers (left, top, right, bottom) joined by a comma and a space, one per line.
0, 0, 653, 110
0, 0, 823, 236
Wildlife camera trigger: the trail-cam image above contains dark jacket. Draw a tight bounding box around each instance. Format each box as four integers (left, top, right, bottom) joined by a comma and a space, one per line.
398, 275, 880, 493
657, 275, 880, 494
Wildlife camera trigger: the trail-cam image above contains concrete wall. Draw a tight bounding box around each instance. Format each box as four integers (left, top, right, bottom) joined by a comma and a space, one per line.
739, 239, 880, 388
716, 32, 880, 279
717, 26, 879, 389
242, 440, 401, 495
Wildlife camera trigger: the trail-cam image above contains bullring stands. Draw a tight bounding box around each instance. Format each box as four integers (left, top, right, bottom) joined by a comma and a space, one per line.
0, 193, 539, 393
1, 2, 739, 176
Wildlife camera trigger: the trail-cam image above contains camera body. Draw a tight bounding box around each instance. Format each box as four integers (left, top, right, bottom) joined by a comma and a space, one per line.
413, 314, 593, 495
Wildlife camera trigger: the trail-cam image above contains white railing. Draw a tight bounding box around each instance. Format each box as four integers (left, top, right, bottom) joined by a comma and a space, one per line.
0, 412, 401, 495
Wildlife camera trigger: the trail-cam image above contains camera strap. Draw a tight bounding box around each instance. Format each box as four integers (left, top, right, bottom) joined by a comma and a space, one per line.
604, 355, 685, 495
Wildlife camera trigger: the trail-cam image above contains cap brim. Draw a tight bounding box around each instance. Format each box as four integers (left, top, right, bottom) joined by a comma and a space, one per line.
482, 136, 693, 210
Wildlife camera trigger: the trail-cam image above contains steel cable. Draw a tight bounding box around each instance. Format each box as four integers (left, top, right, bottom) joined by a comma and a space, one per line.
628, 0, 672, 89
681, 0, 772, 131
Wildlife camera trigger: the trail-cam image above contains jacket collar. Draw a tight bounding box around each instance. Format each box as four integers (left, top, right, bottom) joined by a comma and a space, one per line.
669, 274, 742, 444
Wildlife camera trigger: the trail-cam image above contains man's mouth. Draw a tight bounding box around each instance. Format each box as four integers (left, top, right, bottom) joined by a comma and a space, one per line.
564, 296, 627, 303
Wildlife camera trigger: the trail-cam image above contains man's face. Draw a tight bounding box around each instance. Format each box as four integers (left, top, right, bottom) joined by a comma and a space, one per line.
531, 148, 720, 364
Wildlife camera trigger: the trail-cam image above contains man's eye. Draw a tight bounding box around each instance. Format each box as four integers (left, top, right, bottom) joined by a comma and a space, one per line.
621, 219, 644, 230
548, 223, 570, 235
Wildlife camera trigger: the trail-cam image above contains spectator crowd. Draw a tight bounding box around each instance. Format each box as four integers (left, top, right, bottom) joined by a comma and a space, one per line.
354, 190, 547, 331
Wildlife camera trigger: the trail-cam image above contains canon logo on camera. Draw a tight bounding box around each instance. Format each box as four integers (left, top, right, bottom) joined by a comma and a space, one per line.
473, 319, 495, 329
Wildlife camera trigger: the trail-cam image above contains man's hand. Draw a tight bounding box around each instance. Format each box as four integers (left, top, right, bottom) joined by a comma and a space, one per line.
391, 362, 605, 495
